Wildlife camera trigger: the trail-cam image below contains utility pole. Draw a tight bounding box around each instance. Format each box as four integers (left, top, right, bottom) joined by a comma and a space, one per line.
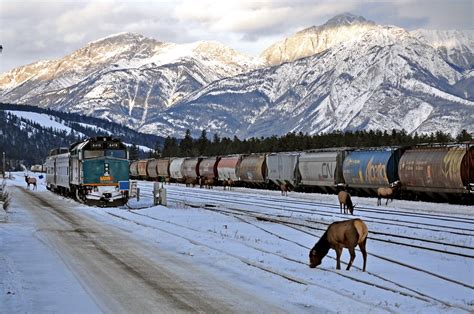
2, 152, 5, 178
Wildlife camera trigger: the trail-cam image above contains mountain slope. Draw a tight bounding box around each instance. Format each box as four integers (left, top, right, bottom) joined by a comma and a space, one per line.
260, 13, 377, 65
155, 25, 472, 138
0, 34, 264, 131
1, 15, 472, 140
410, 29, 474, 71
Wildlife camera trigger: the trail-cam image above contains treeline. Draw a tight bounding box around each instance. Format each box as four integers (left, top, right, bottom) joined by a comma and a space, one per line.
0, 103, 164, 149
157, 128, 473, 158
0, 111, 81, 168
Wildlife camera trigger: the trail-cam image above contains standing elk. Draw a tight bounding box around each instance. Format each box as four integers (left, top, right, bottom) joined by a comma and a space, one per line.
309, 219, 368, 271
280, 183, 289, 196
338, 190, 355, 215
200, 177, 215, 189
184, 177, 197, 188
25, 175, 37, 190
223, 179, 235, 191
377, 181, 400, 206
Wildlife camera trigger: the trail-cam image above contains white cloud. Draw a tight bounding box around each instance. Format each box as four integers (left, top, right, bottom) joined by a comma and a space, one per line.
0, 0, 472, 73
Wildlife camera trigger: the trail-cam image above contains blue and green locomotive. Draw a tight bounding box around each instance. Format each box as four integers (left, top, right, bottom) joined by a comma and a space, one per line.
46, 137, 130, 206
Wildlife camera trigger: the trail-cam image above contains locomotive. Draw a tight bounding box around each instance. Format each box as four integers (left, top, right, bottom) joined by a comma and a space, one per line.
130, 142, 474, 204
46, 137, 130, 206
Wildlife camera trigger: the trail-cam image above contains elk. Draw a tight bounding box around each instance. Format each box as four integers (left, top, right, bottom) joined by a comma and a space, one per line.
200, 177, 215, 189
309, 219, 368, 271
377, 181, 400, 206
280, 183, 289, 196
338, 190, 355, 215
223, 179, 235, 191
184, 177, 197, 188
25, 175, 37, 190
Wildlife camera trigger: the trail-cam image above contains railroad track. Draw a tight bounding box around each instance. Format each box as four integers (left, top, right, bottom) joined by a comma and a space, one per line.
103, 207, 472, 312
158, 189, 474, 254
137, 184, 474, 236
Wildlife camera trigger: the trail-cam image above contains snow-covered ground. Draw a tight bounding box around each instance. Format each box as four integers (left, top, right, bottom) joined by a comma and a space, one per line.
1, 172, 473, 313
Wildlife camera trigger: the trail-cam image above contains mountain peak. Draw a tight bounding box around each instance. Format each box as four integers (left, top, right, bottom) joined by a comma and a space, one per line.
323, 13, 372, 27
298, 13, 374, 35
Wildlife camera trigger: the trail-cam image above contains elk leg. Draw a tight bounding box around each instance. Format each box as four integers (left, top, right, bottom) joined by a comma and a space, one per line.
359, 240, 368, 272
346, 247, 356, 270
335, 247, 342, 270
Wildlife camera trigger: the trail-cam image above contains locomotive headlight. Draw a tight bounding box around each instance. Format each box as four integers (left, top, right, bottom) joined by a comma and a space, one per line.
104, 163, 110, 175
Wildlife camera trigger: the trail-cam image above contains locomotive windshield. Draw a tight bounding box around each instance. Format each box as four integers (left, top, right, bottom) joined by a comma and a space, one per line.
84, 149, 127, 159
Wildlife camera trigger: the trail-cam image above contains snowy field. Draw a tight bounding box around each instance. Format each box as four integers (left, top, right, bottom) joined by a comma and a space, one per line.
1, 172, 473, 313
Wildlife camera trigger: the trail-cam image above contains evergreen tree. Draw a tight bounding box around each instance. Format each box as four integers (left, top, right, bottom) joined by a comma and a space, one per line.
197, 129, 209, 156
179, 129, 194, 157
456, 129, 472, 142
162, 136, 179, 157
129, 144, 140, 161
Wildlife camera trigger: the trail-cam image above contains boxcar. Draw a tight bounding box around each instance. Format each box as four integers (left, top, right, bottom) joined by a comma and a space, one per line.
217, 155, 243, 181
199, 157, 221, 180
137, 159, 150, 179
343, 148, 402, 194
146, 159, 159, 180
298, 150, 347, 193
239, 154, 267, 186
182, 157, 202, 180
399, 144, 473, 199
170, 158, 186, 181
130, 160, 140, 178
266, 152, 300, 188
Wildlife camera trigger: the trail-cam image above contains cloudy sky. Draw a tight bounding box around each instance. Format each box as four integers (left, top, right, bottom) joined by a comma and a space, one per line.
0, 0, 472, 73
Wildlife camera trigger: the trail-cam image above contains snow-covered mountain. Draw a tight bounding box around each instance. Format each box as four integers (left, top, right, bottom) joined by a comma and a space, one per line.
1, 14, 473, 139
153, 23, 473, 138
410, 29, 474, 71
0, 33, 264, 130
261, 13, 377, 65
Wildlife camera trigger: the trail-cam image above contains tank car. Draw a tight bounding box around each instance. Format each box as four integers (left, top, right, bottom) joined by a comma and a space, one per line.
169, 157, 186, 182
239, 154, 267, 187
156, 158, 172, 182
298, 149, 347, 193
217, 155, 243, 182
182, 157, 203, 182
266, 152, 300, 189
146, 159, 159, 180
343, 148, 403, 196
199, 157, 221, 181
137, 159, 150, 179
129, 160, 139, 179
399, 143, 473, 202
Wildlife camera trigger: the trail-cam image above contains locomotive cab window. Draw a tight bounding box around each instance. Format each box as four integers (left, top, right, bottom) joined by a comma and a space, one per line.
106, 149, 126, 158
83, 150, 105, 159
83, 149, 126, 159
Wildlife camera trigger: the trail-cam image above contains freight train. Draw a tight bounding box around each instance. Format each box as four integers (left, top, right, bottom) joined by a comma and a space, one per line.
130, 143, 473, 204
46, 137, 130, 206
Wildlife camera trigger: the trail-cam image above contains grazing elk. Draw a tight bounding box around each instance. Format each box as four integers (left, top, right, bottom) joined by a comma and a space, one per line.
184, 177, 197, 188
25, 175, 37, 190
309, 219, 368, 271
223, 179, 235, 191
200, 177, 215, 189
338, 190, 355, 215
377, 181, 400, 206
280, 183, 289, 196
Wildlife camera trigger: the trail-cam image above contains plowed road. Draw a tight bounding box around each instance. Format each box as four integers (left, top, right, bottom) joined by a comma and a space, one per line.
8, 187, 283, 312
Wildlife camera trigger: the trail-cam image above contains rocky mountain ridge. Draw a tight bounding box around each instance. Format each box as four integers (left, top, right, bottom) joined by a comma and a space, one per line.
0, 13, 472, 139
